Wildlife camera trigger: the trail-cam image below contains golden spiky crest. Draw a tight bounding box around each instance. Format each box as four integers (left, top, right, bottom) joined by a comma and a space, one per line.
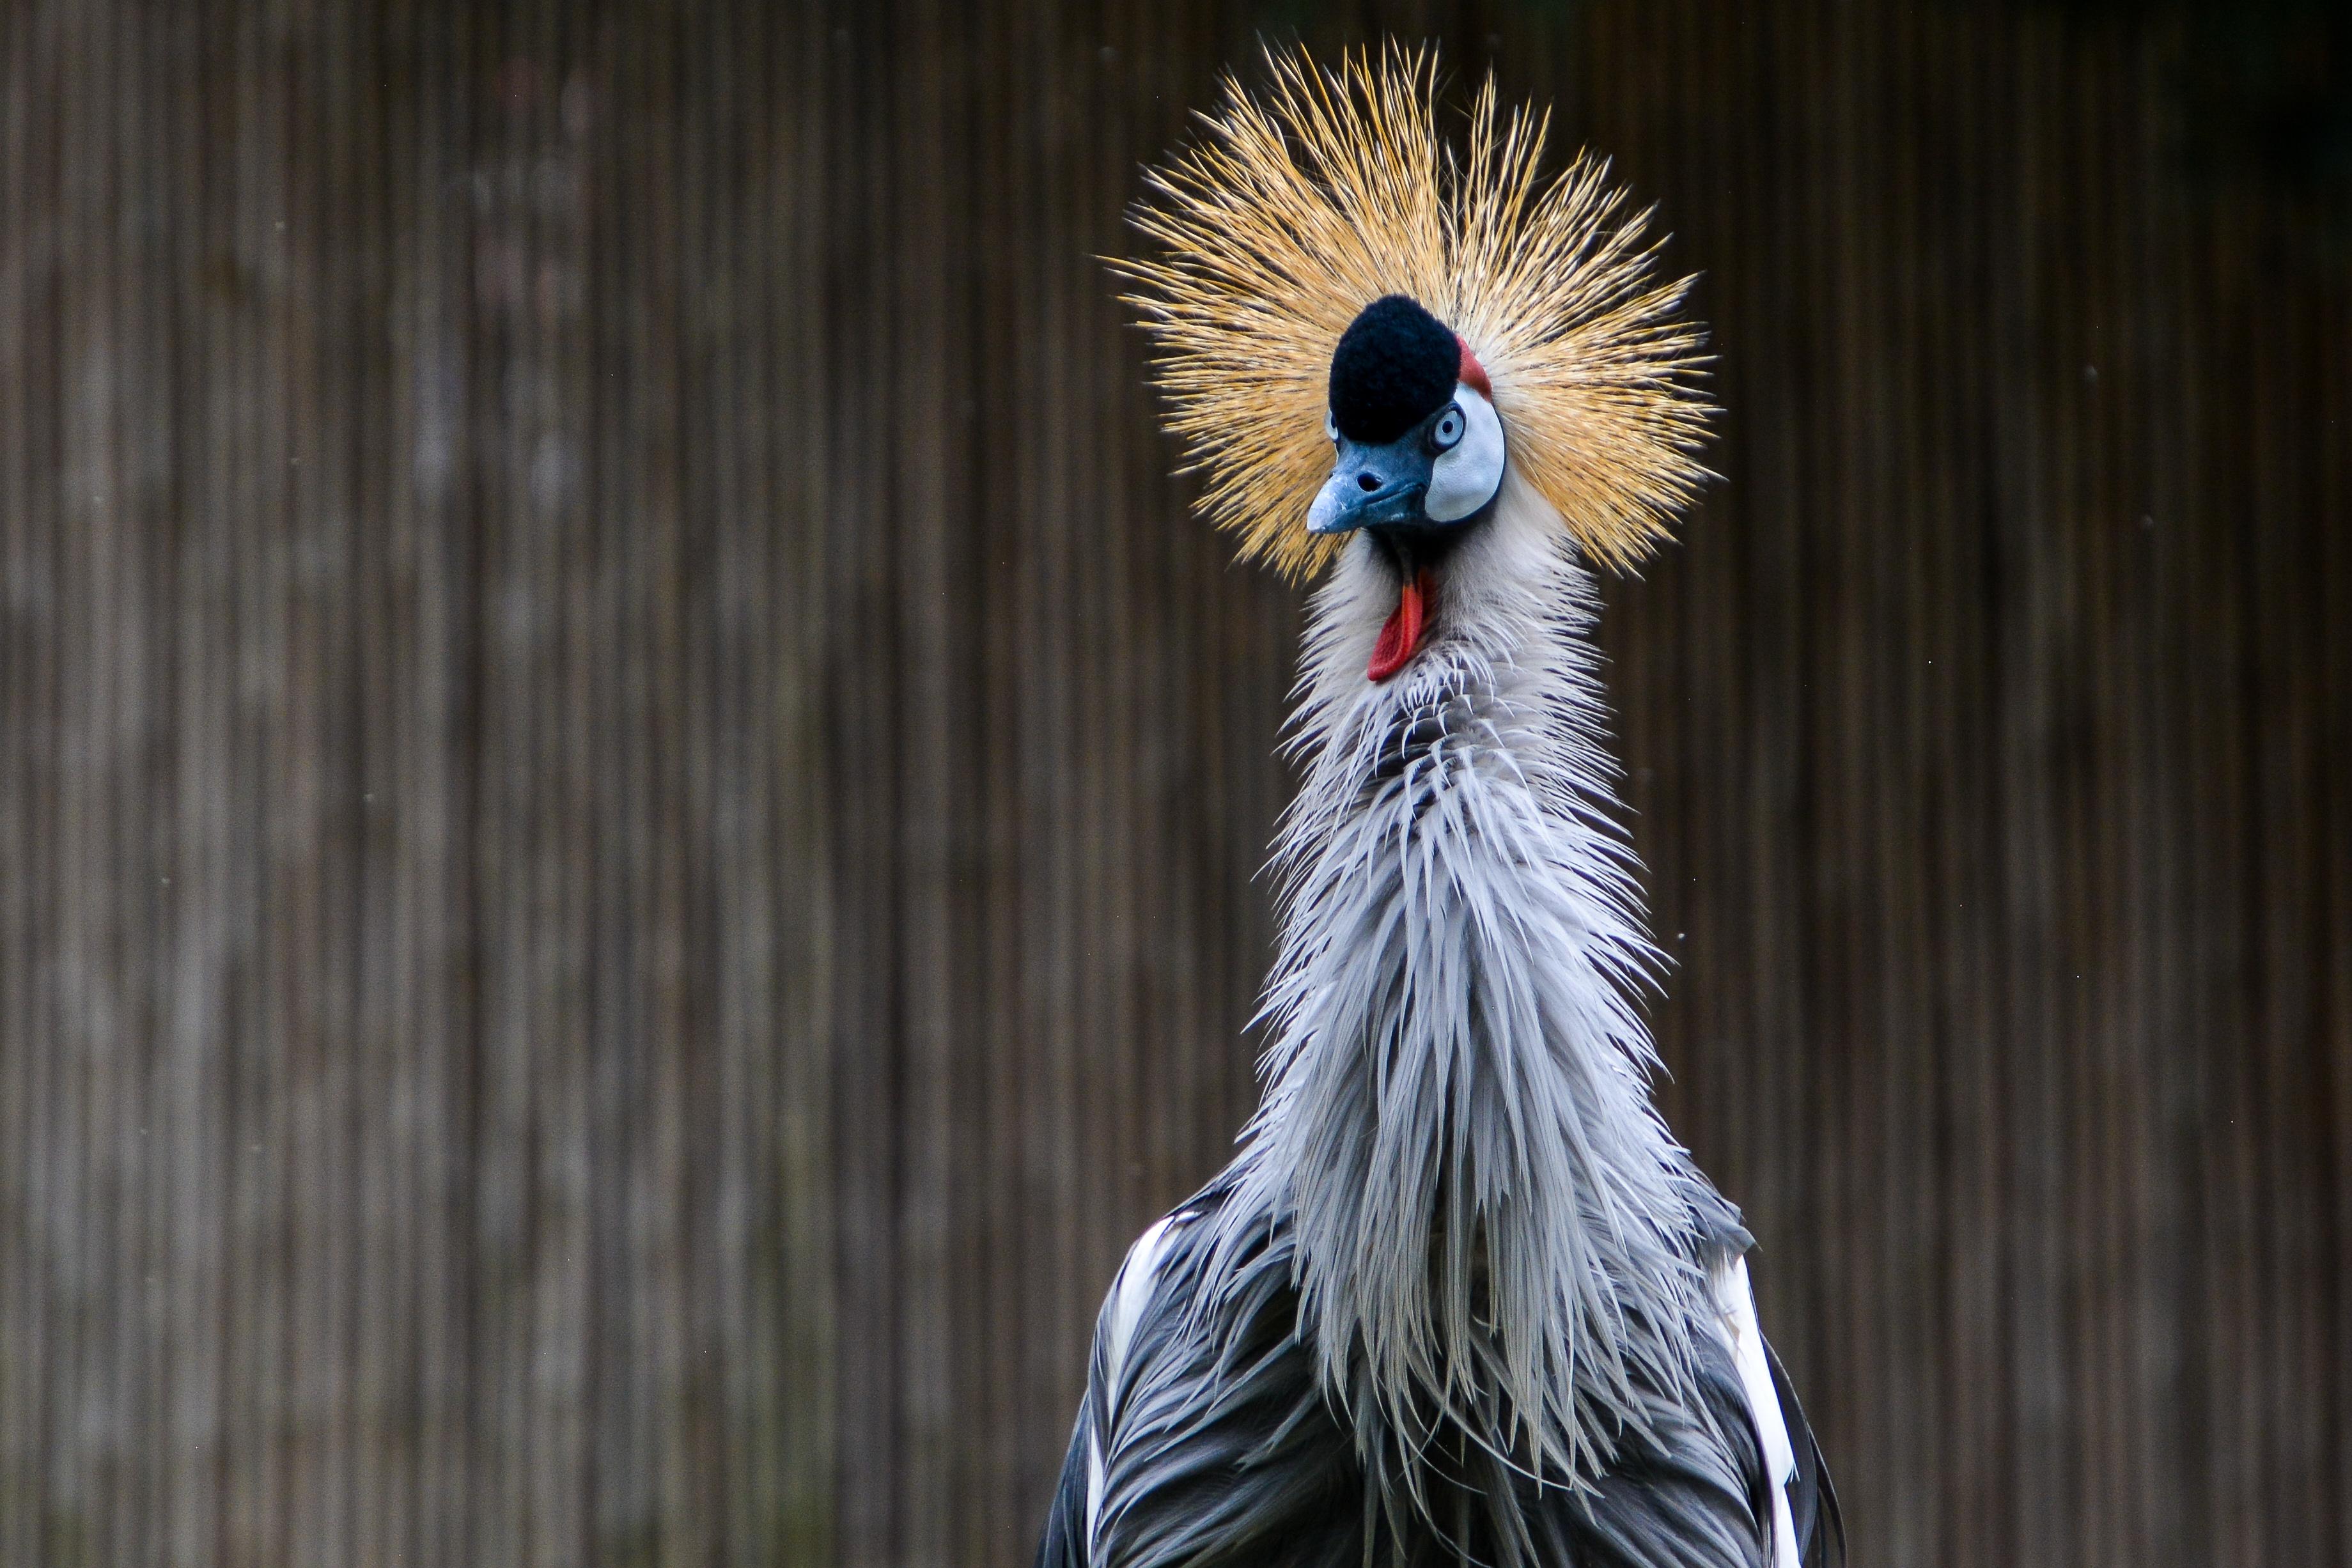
1118, 45, 1715, 581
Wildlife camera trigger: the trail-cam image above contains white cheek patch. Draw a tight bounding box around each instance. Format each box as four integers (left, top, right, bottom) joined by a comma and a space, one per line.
1424, 384, 1505, 522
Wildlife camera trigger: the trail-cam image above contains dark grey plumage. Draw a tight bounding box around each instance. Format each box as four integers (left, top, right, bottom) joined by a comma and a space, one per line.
1039, 1176, 1838, 1568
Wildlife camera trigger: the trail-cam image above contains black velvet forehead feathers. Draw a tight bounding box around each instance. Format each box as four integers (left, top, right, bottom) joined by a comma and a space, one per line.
1328, 295, 1461, 444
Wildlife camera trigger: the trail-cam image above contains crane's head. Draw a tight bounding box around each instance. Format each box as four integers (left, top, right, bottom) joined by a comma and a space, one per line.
1118, 46, 1714, 680
1307, 294, 1507, 679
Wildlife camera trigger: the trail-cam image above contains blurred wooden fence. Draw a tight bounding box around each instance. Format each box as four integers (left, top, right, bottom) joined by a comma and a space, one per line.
1, 1, 2346, 1565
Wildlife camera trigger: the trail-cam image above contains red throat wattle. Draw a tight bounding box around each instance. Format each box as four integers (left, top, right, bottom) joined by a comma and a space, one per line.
1367, 568, 1435, 682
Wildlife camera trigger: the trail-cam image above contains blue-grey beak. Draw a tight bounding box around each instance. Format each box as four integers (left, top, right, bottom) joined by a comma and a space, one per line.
1307, 434, 1437, 535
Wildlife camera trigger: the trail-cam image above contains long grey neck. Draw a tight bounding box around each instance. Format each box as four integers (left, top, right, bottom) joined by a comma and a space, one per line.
1225, 472, 1729, 1489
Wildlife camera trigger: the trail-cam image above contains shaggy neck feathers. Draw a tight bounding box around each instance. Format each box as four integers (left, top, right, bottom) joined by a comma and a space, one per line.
1222, 472, 1727, 1501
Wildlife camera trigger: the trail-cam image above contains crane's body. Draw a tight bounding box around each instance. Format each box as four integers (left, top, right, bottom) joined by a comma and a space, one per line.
1041, 50, 1838, 1568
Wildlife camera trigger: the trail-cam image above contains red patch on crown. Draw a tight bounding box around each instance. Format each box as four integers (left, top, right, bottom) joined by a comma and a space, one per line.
1455, 336, 1491, 398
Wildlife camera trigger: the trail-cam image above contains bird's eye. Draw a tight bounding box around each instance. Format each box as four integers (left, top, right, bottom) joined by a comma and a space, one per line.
1431, 405, 1464, 452
1324, 408, 1339, 443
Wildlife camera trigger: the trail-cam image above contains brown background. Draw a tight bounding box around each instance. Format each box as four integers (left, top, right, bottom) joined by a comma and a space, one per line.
2, 1, 2346, 1565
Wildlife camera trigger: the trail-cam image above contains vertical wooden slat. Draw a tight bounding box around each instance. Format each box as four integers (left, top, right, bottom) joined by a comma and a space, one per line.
0, 3, 48, 1563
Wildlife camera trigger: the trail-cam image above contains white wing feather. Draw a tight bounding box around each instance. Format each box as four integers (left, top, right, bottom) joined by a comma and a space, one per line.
1711, 1252, 1800, 1568
1086, 1217, 1181, 1557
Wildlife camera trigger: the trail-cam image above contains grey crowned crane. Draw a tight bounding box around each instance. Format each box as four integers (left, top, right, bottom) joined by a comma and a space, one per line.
1038, 49, 1840, 1568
